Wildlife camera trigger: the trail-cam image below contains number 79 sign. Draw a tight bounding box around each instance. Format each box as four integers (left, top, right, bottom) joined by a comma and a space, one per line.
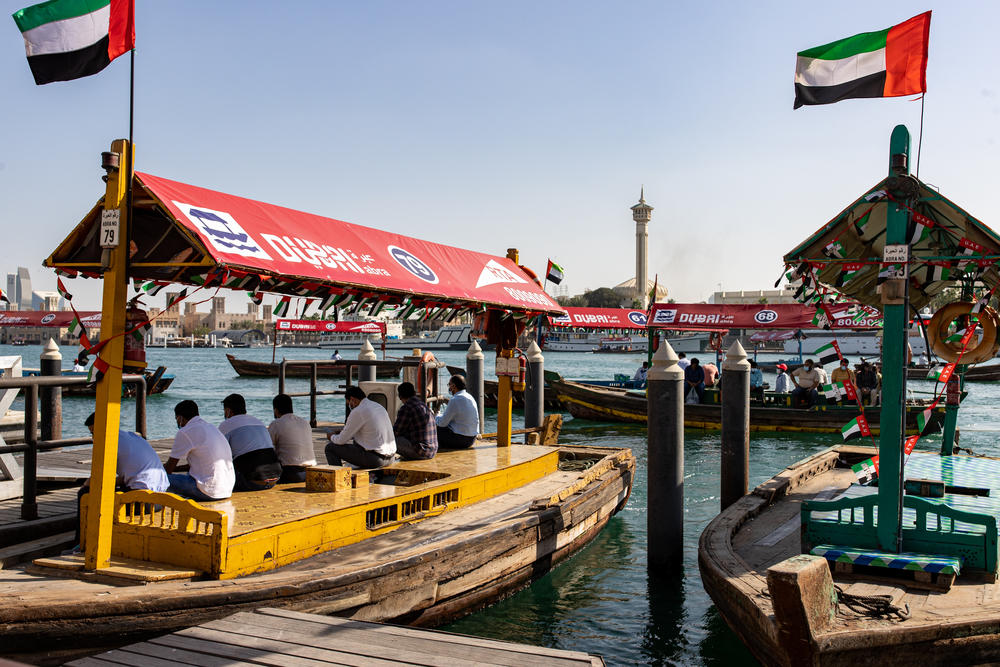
100, 209, 120, 248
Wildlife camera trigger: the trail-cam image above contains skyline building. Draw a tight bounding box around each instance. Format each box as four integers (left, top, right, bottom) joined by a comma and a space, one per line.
630, 189, 653, 309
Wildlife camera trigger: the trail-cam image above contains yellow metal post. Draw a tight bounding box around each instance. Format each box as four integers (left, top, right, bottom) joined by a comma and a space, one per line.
84, 139, 131, 570
497, 348, 513, 447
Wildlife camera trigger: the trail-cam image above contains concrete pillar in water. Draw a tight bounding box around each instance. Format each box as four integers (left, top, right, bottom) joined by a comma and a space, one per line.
358, 338, 376, 384
466, 340, 485, 434
524, 341, 544, 431
647, 340, 684, 568
721, 340, 750, 511
40, 338, 62, 441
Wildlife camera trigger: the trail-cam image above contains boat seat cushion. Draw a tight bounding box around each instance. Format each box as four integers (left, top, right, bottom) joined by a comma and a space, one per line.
810, 544, 963, 575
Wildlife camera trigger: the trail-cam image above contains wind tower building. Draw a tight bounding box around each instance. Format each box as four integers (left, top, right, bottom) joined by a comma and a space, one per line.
630, 188, 653, 309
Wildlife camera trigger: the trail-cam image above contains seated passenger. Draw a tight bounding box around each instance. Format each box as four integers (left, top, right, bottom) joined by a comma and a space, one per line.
267, 393, 317, 483
684, 358, 705, 404
393, 382, 438, 461
220, 393, 283, 491
76, 412, 170, 545
633, 362, 649, 383
749, 360, 764, 402
791, 359, 821, 408
436, 375, 479, 450
774, 364, 791, 393
166, 400, 235, 502
325, 386, 396, 468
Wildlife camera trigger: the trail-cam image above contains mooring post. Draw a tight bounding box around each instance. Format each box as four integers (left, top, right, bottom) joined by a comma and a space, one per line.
358, 339, 376, 384
40, 338, 62, 442
721, 340, 751, 511
524, 341, 544, 432
647, 340, 684, 568
466, 340, 485, 434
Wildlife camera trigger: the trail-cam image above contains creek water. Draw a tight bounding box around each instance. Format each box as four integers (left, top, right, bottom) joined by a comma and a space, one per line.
4, 342, 1000, 666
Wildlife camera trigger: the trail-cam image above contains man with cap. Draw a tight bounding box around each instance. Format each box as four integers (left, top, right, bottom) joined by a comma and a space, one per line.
774, 363, 791, 393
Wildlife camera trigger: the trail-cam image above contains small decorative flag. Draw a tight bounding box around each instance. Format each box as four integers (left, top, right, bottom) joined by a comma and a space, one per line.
852, 456, 880, 485
923, 261, 950, 285
141, 280, 169, 297
865, 190, 887, 202
248, 290, 263, 306
904, 435, 919, 455
811, 308, 830, 330
813, 341, 842, 366
841, 414, 871, 441
398, 301, 420, 320
835, 262, 864, 288
916, 408, 934, 434
793, 11, 930, 109
957, 238, 985, 273
273, 296, 291, 318
318, 292, 338, 312
545, 260, 564, 285
0, 288, 8, 305
13, 0, 135, 86
908, 217, 932, 245
56, 278, 72, 301
369, 300, 386, 317
168, 289, 188, 308
54, 268, 78, 279
823, 382, 846, 401
822, 240, 845, 259
926, 363, 956, 383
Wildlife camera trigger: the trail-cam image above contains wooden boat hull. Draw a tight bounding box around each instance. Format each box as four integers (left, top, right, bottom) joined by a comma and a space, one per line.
0, 444, 634, 662
22, 367, 174, 397
551, 378, 945, 434
481, 378, 563, 410
698, 445, 1000, 666
226, 354, 404, 378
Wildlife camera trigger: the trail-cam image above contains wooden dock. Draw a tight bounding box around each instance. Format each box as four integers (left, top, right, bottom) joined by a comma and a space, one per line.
64, 607, 604, 666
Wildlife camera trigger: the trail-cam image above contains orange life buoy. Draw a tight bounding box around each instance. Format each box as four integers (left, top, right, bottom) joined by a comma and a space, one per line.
927, 302, 999, 364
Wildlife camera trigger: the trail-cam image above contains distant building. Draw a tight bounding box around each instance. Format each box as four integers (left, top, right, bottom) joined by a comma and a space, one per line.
31, 290, 60, 311
708, 287, 798, 305
17, 267, 31, 310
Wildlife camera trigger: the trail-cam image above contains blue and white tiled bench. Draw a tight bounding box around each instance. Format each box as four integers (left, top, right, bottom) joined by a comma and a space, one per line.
810, 544, 963, 589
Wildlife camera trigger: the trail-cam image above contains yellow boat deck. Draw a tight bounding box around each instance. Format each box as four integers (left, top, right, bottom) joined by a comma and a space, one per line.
50, 440, 560, 581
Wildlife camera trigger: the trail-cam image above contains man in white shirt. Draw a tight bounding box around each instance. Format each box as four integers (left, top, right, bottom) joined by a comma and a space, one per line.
325, 386, 396, 468
436, 375, 479, 450
268, 393, 317, 483
676, 352, 691, 370
220, 393, 282, 491
165, 400, 235, 502
633, 362, 649, 383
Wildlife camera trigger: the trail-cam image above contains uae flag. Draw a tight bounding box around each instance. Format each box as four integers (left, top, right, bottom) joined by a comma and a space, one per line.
835, 262, 863, 288
853, 208, 874, 239
852, 456, 879, 485
904, 435, 919, 455
793, 12, 930, 109
248, 290, 263, 306
545, 260, 564, 285
926, 363, 955, 384
916, 408, 934, 434
908, 217, 932, 245
13, 0, 134, 86
841, 414, 871, 441
814, 341, 841, 366
0, 289, 8, 305
56, 277, 72, 301
923, 261, 950, 285
822, 240, 845, 259
822, 382, 845, 401
272, 296, 291, 318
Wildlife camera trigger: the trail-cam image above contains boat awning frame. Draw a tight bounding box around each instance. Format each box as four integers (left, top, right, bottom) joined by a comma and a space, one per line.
44, 172, 565, 317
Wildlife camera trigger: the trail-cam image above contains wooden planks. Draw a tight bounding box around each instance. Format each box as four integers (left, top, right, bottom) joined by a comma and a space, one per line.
66, 607, 604, 667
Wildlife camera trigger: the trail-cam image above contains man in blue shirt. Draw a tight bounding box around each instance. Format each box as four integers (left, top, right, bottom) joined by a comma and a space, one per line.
749, 360, 765, 403
436, 375, 480, 450
684, 358, 706, 404
219, 393, 282, 491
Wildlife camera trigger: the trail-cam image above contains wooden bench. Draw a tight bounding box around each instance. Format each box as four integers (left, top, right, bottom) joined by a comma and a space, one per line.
811, 543, 962, 589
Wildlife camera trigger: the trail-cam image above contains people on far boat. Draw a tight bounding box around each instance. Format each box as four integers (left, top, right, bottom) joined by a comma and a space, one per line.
331, 349, 343, 361
219, 393, 283, 491
676, 352, 690, 370
72, 353, 89, 372
791, 359, 821, 408
830, 359, 856, 404
74, 412, 170, 547
393, 382, 438, 461
774, 363, 791, 393
856, 360, 881, 406
436, 374, 480, 450
702, 362, 719, 388
166, 400, 235, 502
267, 393, 317, 484
749, 360, 764, 402
684, 358, 706, 403
918, 351, 928, 366
633, 362, 649, 383
326, 386, 397, 468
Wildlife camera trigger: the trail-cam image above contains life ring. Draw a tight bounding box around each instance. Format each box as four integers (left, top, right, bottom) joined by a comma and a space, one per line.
417, 350, 437, 397
518, 265, 544, 289
927, 302, 1000, 364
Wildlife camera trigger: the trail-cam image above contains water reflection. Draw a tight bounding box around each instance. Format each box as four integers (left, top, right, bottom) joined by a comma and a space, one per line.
642, 569, 687, 664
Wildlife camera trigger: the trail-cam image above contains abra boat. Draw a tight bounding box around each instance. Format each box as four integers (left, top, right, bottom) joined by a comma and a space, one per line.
226, 353, 404, 378
550, 376, 946, 434
22, 365, 174, 397
2, 151, 633, 662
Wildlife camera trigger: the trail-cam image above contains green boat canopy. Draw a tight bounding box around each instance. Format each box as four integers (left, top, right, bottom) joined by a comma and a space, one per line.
782, 175, 1000, 311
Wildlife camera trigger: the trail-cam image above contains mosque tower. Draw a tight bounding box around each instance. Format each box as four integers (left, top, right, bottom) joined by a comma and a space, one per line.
630, 188, 653, 309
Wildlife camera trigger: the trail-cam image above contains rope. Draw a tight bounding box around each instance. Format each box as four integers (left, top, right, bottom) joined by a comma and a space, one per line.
558, 458, 597, 472
835, 585, 910, 621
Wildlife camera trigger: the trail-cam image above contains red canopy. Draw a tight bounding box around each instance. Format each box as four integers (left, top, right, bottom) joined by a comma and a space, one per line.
749, 330, 796, 342
275, 319, 385, 334
546, 307, 649, 330
648, 303, 880, 330
0, 311, 100, 327
131, 172, 562, 315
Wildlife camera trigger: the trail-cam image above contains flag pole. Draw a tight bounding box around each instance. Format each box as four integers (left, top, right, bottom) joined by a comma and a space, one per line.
915, 94, 925, 178
125, 47, 135, 274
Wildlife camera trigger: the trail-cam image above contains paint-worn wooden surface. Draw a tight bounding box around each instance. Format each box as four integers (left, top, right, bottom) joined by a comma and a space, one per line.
66, 607, 605, 666
699, 444, 1000, 666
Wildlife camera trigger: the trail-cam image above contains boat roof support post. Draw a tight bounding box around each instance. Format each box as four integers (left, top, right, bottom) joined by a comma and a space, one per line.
85, 138, 131, 571
877, 125, 911, 554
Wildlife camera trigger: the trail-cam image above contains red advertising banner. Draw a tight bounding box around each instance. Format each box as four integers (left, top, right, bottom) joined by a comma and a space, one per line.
275, 319, 385, 334
650, 304, 820, 330
0, 311, 101, 327
546, 307, 649, 330
136, 172, 563, 314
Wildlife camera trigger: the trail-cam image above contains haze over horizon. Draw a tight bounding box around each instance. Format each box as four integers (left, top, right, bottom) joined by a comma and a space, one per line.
3, 1, 1000, 313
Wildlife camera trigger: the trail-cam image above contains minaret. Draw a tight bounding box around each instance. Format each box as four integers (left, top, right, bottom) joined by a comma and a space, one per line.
630, 188, 653, 308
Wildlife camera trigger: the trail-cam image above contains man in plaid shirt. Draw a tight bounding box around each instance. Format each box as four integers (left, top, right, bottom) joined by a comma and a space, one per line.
393, 382, 438, 460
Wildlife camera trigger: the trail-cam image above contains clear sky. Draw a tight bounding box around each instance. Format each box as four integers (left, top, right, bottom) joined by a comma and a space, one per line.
2, 1, 999, 312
